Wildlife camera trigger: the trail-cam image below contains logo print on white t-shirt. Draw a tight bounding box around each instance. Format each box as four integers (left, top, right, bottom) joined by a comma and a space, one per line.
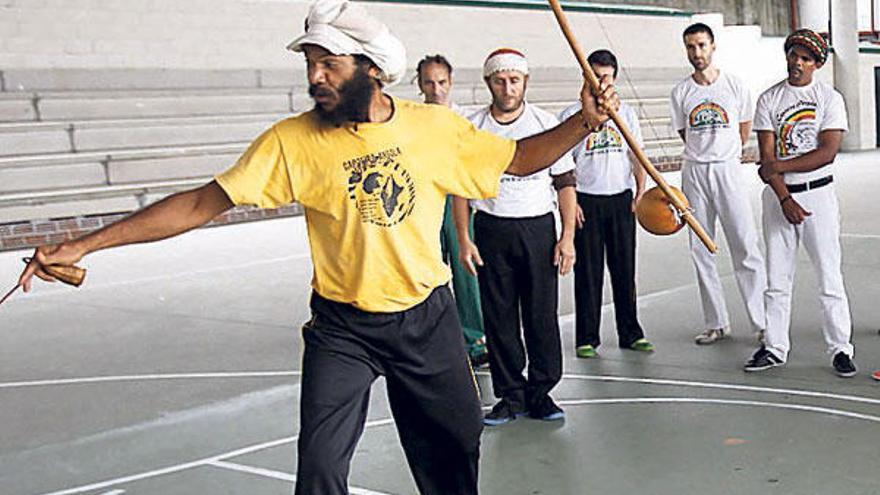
584, 126, 623, 155
778, 107, 817, 158
689, 101, 730, 131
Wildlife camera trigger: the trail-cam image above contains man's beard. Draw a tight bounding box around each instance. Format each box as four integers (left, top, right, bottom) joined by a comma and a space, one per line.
310, 68, 376, 126
492, 94, 524, 113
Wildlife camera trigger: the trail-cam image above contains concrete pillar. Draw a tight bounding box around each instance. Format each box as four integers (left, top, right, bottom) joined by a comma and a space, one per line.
798, 0, 830, 31
831, 0, 865, 150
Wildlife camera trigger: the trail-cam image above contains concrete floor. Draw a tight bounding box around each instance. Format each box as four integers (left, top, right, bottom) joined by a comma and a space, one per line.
1, 151, 879, 495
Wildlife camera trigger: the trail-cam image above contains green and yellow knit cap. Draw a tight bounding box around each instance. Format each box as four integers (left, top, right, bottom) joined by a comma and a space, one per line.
784, 29, 828, 65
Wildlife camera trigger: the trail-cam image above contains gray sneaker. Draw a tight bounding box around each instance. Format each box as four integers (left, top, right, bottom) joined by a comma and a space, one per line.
695, 327, 728, 345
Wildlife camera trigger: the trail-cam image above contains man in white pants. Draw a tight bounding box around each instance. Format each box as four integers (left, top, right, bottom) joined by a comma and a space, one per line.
670, 22, 767, 345
744, 29, 856, 377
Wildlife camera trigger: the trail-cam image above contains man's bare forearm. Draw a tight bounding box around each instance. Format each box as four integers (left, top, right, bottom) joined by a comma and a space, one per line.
557, 186, 577, 240
770, 130, 843, 175
631, 152, 646, 193
452, 196, 473, 244
739, 121, 752, 147
775, 147, 839, 174
766, 174, 790, 200
72, 181, 234, 255
757, 130, 787, 199
506, 115, 590, 177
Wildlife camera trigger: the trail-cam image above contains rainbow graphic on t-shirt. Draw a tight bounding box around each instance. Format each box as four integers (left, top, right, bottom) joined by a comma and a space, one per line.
585, 126, 623, 152
778, 108, 817, 157
688, 102, 730, 129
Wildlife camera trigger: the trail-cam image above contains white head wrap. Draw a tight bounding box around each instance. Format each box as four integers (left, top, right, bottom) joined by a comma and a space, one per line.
483, 48, 529, 78
287, 0, 407, 87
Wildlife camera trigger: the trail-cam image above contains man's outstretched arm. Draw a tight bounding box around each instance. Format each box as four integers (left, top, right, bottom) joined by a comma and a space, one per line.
19, 181, 234, 291
506, 81, 618, 177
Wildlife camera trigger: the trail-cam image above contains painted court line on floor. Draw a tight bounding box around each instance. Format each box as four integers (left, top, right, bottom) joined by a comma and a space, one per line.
841, 233, 880, 240
208, 460, 296, 481
0, 371, 302, 390
5, 369, 880, 409
208, 460, 393, 495
559, 373, 880, 407
35, 419, 396, 495
558, 397, 880, 423
34, 394, 880, 495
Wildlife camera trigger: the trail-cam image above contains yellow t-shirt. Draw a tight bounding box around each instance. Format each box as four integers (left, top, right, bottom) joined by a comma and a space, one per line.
216, 97, 516, 312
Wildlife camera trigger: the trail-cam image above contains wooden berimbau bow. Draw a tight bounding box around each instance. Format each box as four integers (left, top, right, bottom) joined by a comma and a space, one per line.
546, 0, 717, 253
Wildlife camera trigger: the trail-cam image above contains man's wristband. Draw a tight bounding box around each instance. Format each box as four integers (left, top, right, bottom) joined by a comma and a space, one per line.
779, 195, 792, 205
583, 118, 604, 134
582, 118, 596, 133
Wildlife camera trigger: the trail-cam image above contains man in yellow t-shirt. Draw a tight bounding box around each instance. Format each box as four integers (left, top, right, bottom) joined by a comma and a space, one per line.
19, 2, 616, 493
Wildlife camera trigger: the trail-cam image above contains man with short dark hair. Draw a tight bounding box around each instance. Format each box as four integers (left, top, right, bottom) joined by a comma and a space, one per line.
416, 54, 453, 106
415, 54, 489, 368
744, 29, 856, 377
560, 49, 653, 358
19, 2, 617, 493
670, 22, 767, 346
454, 48, 577, 426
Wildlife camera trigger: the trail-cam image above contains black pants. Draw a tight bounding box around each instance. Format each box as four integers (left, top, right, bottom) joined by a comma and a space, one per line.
573, 190, 644, 348
473, 211, 562, 411
295, 286, 483, 495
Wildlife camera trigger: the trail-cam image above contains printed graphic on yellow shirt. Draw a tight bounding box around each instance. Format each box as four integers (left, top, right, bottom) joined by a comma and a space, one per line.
344, 147, 416, 227
777, 107, 817, 158
689, 102, 730, 130
584, 126, 624, 155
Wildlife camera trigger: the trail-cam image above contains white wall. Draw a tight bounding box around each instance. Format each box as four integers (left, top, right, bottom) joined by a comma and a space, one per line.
0, 0, 692, 71
698, 13, 788, 95
858, 52, 879, 148
2, 0, 873, 149
0, 0, 311, 69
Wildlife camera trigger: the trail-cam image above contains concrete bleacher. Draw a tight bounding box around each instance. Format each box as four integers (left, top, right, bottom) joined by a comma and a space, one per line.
0, 67, 696, 230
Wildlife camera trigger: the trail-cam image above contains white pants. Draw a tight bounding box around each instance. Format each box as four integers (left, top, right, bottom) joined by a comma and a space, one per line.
681, 160, 767, 333
761, 184, 853, 362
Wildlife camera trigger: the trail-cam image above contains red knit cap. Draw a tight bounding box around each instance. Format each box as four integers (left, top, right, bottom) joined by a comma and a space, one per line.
483, 48, 529, 78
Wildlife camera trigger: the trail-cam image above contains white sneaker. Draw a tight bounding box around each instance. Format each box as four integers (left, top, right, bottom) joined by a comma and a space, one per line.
695, 327, 728, 345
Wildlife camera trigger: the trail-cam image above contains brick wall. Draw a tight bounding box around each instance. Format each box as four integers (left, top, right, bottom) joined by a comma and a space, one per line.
0, 204, 302, 252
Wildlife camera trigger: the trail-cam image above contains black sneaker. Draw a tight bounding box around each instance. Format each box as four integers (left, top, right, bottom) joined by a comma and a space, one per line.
528, 396, 565, 421
470, 352, 489, 370
832, 352, 858, 378
483, 400, 527, 426
743, 347, 784, 372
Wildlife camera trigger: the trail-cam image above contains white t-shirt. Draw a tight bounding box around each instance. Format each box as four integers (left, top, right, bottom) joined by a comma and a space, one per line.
670, 71, 752, 163
468, 102, 575, 218
753, 79, 848, 185
559, 101, 640, 195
